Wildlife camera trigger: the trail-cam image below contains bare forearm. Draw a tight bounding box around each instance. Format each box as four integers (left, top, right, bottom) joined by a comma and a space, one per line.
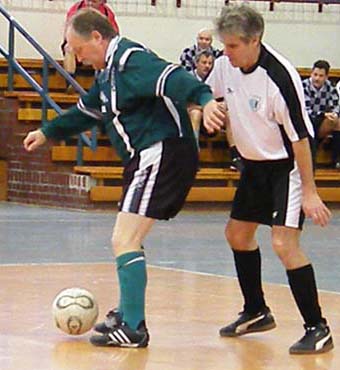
292, 138, 331, 226
224, 113, 235, 146
292, 138, 316, 194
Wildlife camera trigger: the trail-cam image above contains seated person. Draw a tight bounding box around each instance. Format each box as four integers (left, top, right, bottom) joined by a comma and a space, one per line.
179, 28, 222, 72
61, 0, 119, 93
302, 60, 340, 168
188, 50, 215, 146
190, 50, 214, 82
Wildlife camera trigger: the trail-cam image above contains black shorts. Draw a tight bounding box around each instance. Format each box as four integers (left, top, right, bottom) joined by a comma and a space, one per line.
231, 159, 305, 229
119, 138, 198, 220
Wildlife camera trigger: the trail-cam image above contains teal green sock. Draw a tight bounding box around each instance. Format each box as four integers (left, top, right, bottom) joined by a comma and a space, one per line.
116, 251, 147, 330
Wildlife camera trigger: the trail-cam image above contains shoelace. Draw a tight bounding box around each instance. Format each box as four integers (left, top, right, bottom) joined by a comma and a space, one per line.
106, 310, 116, 318
303, 324, 317, 332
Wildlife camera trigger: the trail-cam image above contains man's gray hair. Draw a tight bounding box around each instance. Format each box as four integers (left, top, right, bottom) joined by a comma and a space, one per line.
195, 50, 214, 64
215, 4, 264, 42
69, 8, 117, 40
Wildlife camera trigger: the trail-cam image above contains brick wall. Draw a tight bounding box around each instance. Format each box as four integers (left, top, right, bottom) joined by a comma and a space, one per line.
0, 160, 7, 200
0, 97, 95, 209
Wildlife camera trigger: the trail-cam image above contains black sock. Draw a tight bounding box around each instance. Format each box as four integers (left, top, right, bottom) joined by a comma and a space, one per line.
331, 131, 340, 164
233, 248, 266, 314
287, 264, 324, 326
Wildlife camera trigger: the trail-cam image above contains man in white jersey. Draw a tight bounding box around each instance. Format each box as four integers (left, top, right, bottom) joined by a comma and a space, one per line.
204, 5, 333, 354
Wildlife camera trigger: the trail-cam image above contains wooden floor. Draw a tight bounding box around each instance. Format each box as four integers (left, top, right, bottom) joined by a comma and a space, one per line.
1, 263, 339, 370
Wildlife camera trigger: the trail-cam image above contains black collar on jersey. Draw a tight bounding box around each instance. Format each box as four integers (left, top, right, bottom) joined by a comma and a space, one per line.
240, 44, 265, 75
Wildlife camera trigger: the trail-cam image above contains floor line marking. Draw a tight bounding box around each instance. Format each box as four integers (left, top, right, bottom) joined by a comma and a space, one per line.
1, 261, 339, 295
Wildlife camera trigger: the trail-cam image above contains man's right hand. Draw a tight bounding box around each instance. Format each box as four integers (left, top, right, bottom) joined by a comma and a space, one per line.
23, 129, 47, 152
203, 99, 226, 134
325, 112, 338, 129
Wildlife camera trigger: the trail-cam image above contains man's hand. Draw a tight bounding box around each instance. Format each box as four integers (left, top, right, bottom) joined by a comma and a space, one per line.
324, 112, 338, 121
324, 112, 338, 128
302, 191, 331, 227
203, 100, 226, 134
23, 129, 47, 152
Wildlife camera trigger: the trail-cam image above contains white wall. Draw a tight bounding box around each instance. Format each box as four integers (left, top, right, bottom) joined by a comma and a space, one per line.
1, 1, 340, 68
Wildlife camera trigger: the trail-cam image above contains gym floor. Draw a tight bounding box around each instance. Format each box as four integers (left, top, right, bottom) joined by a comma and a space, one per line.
1, 202, 339, 369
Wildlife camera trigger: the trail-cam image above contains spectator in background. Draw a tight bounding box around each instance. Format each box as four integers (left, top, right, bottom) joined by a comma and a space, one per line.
188, 50, 215, 147
302, 60, 340, 168
61, 0, 119, 93
190, 50, 214, 82
180, 28, 222, 72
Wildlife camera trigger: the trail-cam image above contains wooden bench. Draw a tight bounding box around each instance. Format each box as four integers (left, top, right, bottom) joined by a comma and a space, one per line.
1, 59, 340, 94
0, 73, 93, 92
2, 91, 79, 122
1, 59, 340, 79
297, 67, 340, 81
51, 145, 230, 164
0, 58, 94, 92
74, 166, 240, 181
51, 142, 333, 165
0, 58, 63, 69
87, 185, 238, 202
3, 91, 79, 104
78, 185, 340, 203
52, 146, 121, 162
73, 165, 340, 202
73, 165, 239, 202
74, 165, 340, 181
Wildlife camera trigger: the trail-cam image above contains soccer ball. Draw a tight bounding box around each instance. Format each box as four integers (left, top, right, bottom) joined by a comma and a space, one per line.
52, 287, 99, 335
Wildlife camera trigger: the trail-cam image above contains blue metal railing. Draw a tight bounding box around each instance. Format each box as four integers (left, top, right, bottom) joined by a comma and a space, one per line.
0, 4, 97, 165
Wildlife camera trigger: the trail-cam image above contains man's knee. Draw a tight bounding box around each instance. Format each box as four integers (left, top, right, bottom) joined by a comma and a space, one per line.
225, 223, 253, 250
272, 234, 298, 265
111, 232, 141, 256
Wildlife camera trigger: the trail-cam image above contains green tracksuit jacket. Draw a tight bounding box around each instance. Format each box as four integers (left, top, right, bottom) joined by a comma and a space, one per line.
41, 37, 214, 164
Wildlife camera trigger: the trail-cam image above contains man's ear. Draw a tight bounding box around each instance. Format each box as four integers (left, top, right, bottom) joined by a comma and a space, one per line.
91, 30, 103, 43
252, 35, 261, 47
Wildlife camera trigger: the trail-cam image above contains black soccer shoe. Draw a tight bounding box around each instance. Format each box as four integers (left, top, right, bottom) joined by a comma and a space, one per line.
94, 308, 122, 334
90, 321, 149, 348
220, 307, 276, 337
289, 322, 334, 355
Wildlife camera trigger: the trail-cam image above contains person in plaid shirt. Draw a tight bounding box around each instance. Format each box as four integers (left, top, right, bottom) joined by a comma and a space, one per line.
179, 28, 222, 72
302, 60, 340, 168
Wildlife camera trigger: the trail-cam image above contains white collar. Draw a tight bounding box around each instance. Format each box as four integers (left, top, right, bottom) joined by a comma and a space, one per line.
105, 35, 121, 68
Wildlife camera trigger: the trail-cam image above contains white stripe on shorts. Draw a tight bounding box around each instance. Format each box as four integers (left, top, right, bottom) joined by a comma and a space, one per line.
121, 141, 162, 216
285, 162, 302, 228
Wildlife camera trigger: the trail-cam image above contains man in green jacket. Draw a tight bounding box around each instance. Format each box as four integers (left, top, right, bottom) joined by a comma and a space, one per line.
23, 9, 224, 348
